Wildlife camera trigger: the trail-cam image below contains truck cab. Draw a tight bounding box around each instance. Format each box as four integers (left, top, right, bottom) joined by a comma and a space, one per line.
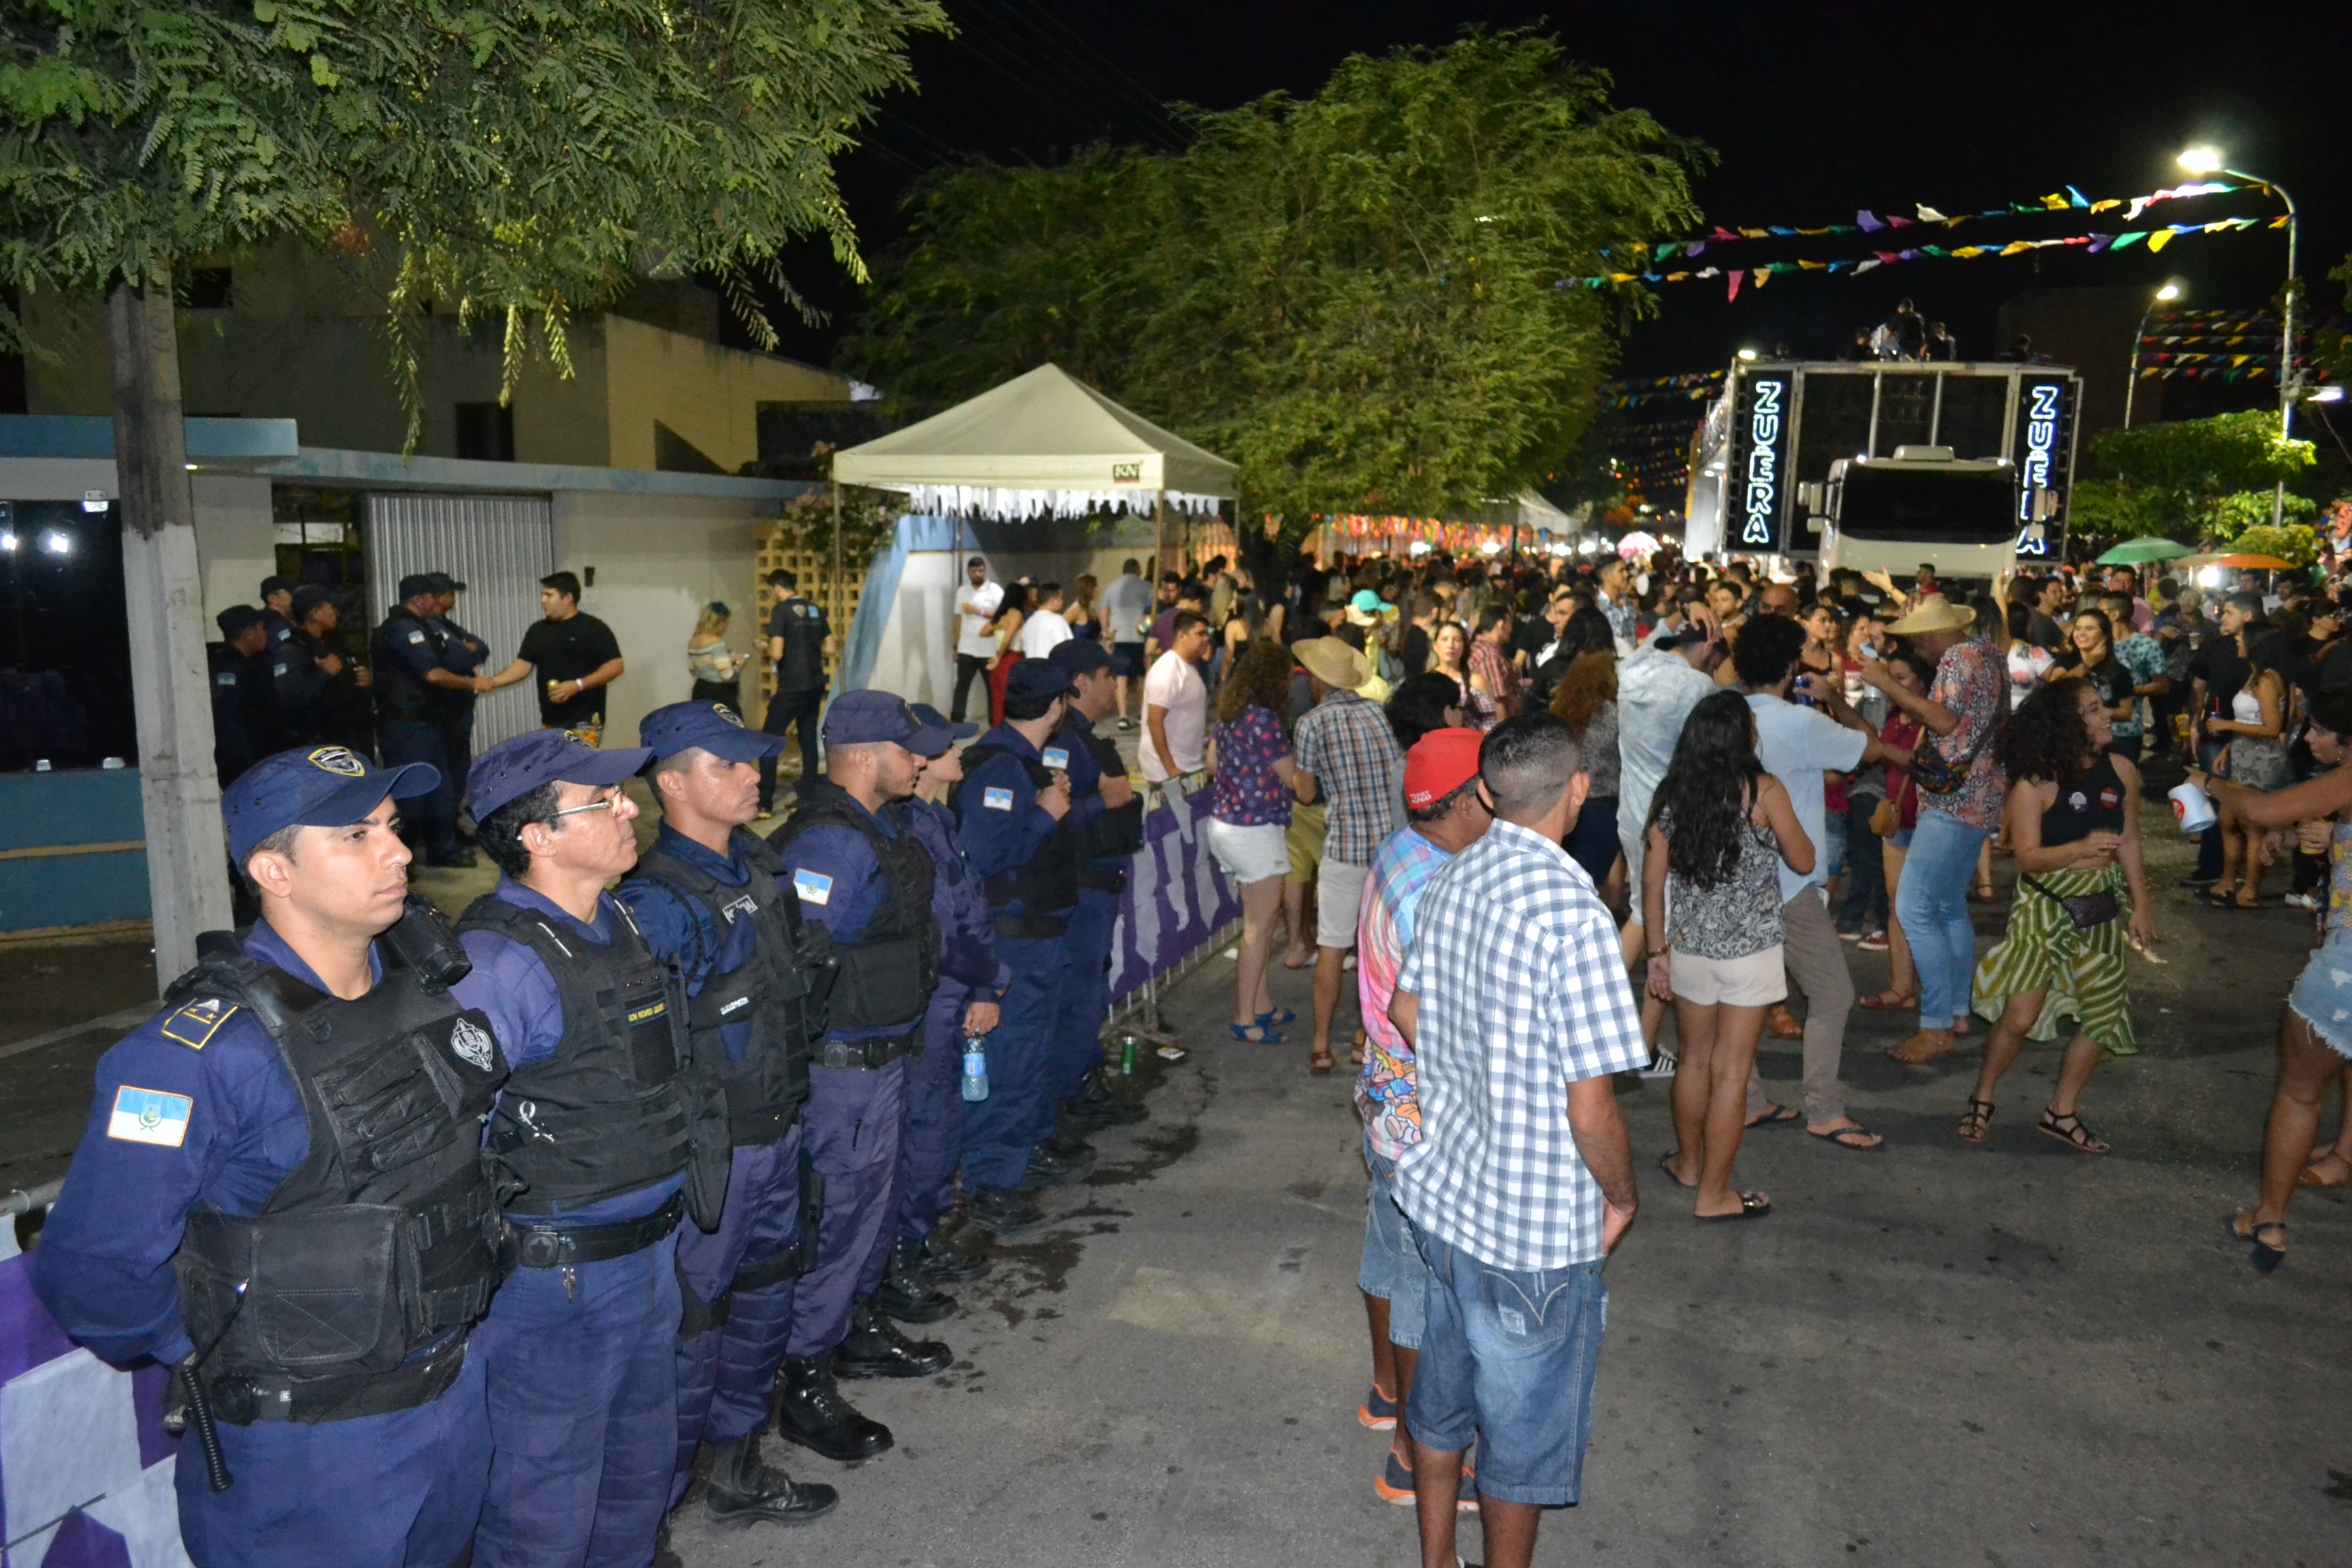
1802, 445, 2062, 583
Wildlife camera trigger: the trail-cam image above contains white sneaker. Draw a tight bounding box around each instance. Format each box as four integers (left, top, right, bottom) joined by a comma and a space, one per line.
1637, 1050, 1678, 1079
2285, 891, 2320, 911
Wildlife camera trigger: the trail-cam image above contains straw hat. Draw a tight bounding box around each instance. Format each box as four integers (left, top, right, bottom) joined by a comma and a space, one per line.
1292, 636, 1373, 691
1885, 595, 1976, 636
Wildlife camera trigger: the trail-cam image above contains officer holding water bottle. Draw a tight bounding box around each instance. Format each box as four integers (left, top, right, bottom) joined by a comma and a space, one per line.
879, 703, 1007, 1320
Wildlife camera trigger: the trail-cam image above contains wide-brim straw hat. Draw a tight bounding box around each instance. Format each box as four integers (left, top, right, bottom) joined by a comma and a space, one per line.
1292, 636, 1373, 690
1886, 595, 1976, 636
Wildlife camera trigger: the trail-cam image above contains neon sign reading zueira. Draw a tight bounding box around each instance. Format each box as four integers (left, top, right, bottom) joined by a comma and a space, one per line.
1741, 378, 1784, 546
2014, 381, 2060, 556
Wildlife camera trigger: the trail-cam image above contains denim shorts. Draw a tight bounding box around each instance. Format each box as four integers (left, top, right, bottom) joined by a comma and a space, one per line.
1356, 1147, 1429, 1348
1407, 1231, 1606, 1506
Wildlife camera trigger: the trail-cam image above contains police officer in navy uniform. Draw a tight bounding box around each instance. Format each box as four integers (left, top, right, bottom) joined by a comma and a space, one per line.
765, 691, 953, 1463
874, 703, 1002, 1320
276, 585, 372, 749
374, 575, 483, 868
755, 569, 832, 817
208, 605, 289, 787
427, 573, 491, 800
951, 661, 1088, 1238
1041, 641, 1150, 1136
615, 702, 839, 1541
259, 574, 297, 655
451, 728, 730, 1568
32, 745, 506, 1567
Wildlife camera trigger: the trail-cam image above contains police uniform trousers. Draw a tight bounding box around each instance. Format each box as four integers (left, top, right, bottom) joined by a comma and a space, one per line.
474, 1223, 681, 1568
176, 1348, 491, 1568
443, 705, 477, 818
960, 934, 1068, 1192
377, 719, 460, 858
1047, 886, 1120, 1111
669, 1129, 803, 1508
898, 979, 979, 1241
782, 1058, 906, 1360
757, 687, 826, 812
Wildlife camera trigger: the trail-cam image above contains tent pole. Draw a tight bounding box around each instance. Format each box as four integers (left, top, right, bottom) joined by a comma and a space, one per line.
830, 478, 843, 693
1154, 488, 1166, 581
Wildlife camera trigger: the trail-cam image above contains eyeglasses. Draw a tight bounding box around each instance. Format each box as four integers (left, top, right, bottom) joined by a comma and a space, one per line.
547, 787, 625, 820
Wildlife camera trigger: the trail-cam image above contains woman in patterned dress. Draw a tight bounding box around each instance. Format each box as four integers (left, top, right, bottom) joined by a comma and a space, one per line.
1958, 678, 2154, 1154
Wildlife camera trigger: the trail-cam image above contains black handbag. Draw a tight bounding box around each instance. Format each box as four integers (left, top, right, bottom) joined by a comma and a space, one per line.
2019, 872, 2119, 931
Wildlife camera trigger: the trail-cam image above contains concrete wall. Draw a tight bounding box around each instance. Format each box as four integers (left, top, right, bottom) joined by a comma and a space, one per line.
553, 491, 773, 745
190, 474, 275, 623
602, 316, 850, 474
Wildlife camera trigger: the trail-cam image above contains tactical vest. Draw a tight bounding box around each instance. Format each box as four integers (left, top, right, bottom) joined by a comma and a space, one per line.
630, 833, 837, 1147
900, 800, 997, 988
374, 608, 448, 723
767, 779, 939, 1036
455, 896, 729, 1228
955, 742, 1081, 928
168, 919, 507, 1425
1058, 725, 1145, 889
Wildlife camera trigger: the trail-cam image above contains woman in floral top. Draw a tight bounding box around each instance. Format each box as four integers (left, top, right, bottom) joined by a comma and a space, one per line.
1203, 640, 1298, 1041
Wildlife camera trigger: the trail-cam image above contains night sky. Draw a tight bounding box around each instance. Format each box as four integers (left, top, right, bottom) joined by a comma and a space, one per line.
782, 0, 2352, 404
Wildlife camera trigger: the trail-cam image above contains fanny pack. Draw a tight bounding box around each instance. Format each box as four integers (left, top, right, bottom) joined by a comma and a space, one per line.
2019, 872, 2118, 931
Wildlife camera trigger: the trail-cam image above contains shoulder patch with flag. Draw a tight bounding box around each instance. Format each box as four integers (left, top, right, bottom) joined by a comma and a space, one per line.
793, 869, 834, 906
983, 787, 1015, 811
108, 1086, 193, 1147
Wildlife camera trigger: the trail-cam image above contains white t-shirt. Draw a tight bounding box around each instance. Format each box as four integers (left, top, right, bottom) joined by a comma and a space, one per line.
1747, 692, 1867, 902
1017, 608, 1073, 659
956, 580, 1004, 659
1139, 651, 1207, 781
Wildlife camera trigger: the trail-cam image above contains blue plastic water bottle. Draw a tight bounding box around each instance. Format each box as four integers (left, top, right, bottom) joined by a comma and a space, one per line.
961, 1036, 989, 1102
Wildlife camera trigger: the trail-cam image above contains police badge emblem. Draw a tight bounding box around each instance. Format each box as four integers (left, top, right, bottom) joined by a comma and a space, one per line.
306, 745, 368, 777
450, 1017, 497, 1071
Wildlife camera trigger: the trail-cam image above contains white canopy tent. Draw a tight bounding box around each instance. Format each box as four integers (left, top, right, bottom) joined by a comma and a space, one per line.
831, 362, 1237, 521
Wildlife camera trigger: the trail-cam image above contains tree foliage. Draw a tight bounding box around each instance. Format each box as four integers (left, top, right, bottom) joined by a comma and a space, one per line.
1, 0, 950, 434
2224, 521, 2319, 567
840, 30, 1708, 552
2079, 409, 2315, 545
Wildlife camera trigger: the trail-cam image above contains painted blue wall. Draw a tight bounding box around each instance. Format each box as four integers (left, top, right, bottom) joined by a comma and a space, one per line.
0, 768, 150, 932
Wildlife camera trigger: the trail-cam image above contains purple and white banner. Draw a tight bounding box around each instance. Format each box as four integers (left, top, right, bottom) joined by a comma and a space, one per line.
1107, 777, 1241, 1003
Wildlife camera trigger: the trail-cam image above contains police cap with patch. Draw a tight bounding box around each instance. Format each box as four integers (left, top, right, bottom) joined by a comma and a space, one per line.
821, 689, 924, 747
466, 728, 654, 822
637, 700, 783, 765
223, 746, 442, 862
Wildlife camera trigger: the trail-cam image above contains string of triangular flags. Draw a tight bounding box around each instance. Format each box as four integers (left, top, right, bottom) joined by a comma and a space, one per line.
1597, 181, 2261, 263
1595, 369, 1725, 410
1563, 214, 2286, 299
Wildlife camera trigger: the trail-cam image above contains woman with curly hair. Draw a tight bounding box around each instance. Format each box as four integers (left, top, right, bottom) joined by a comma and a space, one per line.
1957, 677, 2155, 1154
1550, 645, 1624, 897
1203, 639, 1300, 1042
1644, 689, 1814, 1220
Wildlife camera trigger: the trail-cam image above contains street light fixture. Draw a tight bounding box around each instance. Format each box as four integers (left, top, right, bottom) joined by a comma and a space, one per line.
2306, 385, 2345, 404
1736, 348, 1759, 361
2122, 281, 2183, 429
2178, 146, 2300, 523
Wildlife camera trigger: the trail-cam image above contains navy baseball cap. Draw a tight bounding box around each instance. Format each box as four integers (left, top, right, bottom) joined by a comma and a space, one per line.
216, 604, 265, 638
425, 572, 466, 594
638, 700, 783, 764
467, 729, 653, 821
822, 689, 924, 746
223, 745, 440, 863
1046, 640, 1112, 677
396, 574, 438, 601
291, 584, 336, 619
906, 702, 977, 757
260, 575, 294, 598
1004, 661, 1074, 705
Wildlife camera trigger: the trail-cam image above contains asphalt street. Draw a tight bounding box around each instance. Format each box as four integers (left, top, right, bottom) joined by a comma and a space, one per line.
5, 806, 2349, 1565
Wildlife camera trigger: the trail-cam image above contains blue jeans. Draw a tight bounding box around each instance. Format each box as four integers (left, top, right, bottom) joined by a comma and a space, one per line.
1357, 1145, 1430, 1349
1893, 809, 1987, 1029
1407, 1231, 1607, 1507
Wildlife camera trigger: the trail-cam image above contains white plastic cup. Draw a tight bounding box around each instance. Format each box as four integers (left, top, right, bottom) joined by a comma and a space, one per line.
2169, 781, 2217, 835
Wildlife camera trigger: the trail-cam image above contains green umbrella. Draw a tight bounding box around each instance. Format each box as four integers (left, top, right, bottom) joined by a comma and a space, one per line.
2095, 537, 2191, 565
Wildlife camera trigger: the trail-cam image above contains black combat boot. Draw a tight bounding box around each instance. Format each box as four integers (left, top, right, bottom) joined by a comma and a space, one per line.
915, 1228, 992, 1282
1062, 1063, 1148, 1128
1020, 1139, 1093, 1188
834, 1294, 953, 1379
965, 1186, 1045, 1237
872, 1237, 959, 1324
774, 1355, 893, 1463
704, 1432, 838, 1525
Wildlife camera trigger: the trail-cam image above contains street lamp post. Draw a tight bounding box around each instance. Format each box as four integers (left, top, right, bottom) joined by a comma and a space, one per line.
2178, 146, 2299, 525
2122, 281, 2182, 429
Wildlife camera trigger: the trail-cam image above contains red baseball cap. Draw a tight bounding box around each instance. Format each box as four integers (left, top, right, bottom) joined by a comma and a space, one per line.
1404, 727, 1484, 810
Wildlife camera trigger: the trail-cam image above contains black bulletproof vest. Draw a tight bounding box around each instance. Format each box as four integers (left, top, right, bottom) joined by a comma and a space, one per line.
631, 832, 836, 1147
373, 608, 448, 723
766, 779, 938, 1036
456, 896, 724, 1222
955, 743, 1081, 915
169, 926, 508, 1422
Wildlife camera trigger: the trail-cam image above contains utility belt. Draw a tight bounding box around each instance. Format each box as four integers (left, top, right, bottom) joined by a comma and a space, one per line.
817, 1024, 923, 1071
502, 1192, 684, 1271
206, 1333, 470, 1426
1076, 865, 1128, 894
992, 911, 1071, 940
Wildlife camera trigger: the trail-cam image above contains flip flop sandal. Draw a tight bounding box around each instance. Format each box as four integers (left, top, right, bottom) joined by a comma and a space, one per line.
1767, 1007, 1804, 1039
1858, 991, 1920, 1011
1956, 1098, 1995, 1144
2299, 1157, 2352, 1188
1308, 1050, 1335, 1075
1697, 1192, 1771, 1221
1744, 1103, 1801, 1128
2036, 1109, 2108, 1154
1808, 1124, 1884, 1152
1256, 1008, 1298, 1026
1229, 1024, 1286, 1044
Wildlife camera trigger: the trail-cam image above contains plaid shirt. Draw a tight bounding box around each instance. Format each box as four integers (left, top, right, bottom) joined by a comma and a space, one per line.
1292, 687, 1405, 864
1393, 818, 1648, 1271
1469, 633, 1521, 718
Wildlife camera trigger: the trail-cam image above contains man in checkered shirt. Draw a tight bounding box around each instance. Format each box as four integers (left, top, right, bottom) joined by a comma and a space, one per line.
1389, 713, 1643, 1568
1290, 636, 1405, 1073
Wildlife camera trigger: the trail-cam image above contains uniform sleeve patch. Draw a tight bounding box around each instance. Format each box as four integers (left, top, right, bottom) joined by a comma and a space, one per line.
159, 998, 237, 1049
793, 869, 834, 906
983, 786, 1015, 811
407, 630, 427, 644
1041, 747, 1069, 770
214, 672, 238, 687
108, 1086, 193, 1147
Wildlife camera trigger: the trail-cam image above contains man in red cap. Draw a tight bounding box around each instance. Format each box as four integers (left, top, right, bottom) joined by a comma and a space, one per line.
1349, 728, 1492, 1506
